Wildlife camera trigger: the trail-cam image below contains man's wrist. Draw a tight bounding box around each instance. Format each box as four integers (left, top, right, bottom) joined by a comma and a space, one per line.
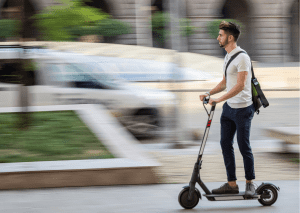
216, 97, 225, 103
205, 92, 211, 96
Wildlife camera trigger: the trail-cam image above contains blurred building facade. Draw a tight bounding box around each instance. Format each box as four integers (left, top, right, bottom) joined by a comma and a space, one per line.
0, 0, 298, 62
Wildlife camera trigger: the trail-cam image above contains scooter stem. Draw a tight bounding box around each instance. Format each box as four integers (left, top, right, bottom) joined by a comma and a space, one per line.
188, 99, 217, 200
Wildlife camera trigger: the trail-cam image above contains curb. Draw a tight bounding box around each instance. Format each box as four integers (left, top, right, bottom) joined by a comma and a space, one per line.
0, 105, 160, 190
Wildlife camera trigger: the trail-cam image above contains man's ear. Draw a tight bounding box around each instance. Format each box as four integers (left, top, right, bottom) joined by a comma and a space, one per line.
228, 34, 234, 42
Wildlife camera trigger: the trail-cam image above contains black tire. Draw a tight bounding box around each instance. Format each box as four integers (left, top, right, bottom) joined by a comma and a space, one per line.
178, 188, 200, 209
258, 186, 278, 206
135, 108, 160, 126
132, 108, 160, 138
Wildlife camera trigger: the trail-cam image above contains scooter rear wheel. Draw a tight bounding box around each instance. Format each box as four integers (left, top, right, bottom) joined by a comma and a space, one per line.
178, 188, 200, 209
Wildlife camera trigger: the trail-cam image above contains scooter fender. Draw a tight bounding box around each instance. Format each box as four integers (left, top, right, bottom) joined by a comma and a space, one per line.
256, 182, 280, 193
183, 185, 202, 200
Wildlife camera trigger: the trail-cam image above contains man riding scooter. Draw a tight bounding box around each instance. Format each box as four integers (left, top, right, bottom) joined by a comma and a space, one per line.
200, 21, 256, 197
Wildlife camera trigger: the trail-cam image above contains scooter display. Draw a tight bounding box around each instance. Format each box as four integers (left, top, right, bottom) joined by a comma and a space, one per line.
178, 96, 280, 209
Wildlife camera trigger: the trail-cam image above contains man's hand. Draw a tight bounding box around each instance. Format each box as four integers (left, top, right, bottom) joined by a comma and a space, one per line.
199, 94, 208, 101
200, 94, 220, 105
208, 98, 220, 106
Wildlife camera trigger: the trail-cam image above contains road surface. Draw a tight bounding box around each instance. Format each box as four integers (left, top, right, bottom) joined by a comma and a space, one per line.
0, 180, 298, 213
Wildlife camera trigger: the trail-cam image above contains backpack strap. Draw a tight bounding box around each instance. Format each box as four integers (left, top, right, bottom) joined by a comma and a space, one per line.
225, 51, 246, 79
225, 50, 256, 81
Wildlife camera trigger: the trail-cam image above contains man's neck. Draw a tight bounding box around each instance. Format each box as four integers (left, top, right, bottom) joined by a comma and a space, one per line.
225, 43, 237, 54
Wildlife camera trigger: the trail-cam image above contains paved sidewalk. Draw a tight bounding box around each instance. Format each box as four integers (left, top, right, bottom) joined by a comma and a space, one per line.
149, 150, 299, 184
0, 180, 298, 213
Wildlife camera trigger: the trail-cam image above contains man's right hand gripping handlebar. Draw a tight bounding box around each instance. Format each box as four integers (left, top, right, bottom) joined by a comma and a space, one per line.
199, 94, 217, 106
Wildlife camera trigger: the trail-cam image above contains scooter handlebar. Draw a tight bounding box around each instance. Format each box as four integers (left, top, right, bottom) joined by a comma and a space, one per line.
203, 96, 217, 106
202, 96, 216, 115
203, 96, 210, 104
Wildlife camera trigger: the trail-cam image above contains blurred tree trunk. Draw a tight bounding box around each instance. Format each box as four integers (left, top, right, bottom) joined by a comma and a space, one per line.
18, 0, 31, 130
17, 61, 31, 130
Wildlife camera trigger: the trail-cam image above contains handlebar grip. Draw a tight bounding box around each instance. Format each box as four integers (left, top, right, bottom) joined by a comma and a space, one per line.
203, 99, 217, 106
203, 98, 217, 104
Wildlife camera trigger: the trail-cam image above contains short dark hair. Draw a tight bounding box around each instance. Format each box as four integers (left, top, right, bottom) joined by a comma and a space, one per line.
219, 21, 241, 42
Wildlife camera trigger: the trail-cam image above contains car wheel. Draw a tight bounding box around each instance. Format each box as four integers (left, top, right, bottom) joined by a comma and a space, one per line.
126, 109, 160, 137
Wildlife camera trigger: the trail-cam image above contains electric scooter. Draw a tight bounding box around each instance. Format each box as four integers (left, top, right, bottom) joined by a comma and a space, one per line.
178, 96, 280, 209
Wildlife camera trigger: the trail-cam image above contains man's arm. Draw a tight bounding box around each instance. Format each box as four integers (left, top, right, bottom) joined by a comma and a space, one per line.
209, 75, 226, 96
214, 71, 248, 104
199, 76, 226, 101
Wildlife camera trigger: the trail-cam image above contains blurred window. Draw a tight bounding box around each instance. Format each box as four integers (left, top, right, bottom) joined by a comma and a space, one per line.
48, 63, 113, 89
48, 64, 67, 82
78, 63, 121, 88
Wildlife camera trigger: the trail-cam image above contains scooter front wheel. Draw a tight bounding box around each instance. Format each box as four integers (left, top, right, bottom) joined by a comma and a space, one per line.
178, 188, 200, 209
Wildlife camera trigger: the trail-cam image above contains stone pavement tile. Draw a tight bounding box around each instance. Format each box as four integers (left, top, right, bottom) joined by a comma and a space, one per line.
149, 151, 299, 184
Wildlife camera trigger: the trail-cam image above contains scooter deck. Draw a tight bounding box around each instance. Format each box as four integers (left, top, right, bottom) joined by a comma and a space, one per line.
203, 192, 259, 201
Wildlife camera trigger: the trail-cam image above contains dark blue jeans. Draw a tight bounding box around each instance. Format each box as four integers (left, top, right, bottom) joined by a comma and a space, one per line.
220, 102, 255, 182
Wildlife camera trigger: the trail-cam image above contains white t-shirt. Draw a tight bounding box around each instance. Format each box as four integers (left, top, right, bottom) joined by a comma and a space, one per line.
224, 46, 253, 108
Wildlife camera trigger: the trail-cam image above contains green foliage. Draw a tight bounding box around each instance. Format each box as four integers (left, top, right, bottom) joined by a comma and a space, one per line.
67, 18, 132, 38
151, 11, 197, 44
95, 18, 133, 37
67, 25, 99, 37
291, 158, 300, 163
151, 11, 170, 44
206, 19, 244, 39
0, 19, 21, 39
31, 0, 109, 41
179, 18, 197, 37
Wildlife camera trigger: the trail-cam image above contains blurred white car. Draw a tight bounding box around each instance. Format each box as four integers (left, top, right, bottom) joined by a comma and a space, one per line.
0, 46, 176, 138
35, 51, 177, 138
42, 62, 175, 137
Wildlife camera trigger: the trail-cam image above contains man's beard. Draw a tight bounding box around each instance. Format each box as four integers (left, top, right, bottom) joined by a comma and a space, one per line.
219, 39, 228, 48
